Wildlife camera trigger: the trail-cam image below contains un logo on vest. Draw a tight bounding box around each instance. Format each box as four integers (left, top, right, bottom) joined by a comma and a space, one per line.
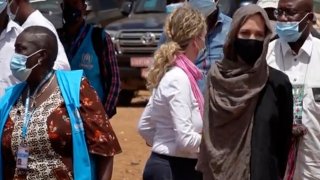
80, 53, 93, 69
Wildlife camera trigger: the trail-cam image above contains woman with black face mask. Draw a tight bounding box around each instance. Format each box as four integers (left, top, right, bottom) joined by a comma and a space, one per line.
197, 4, 293, 180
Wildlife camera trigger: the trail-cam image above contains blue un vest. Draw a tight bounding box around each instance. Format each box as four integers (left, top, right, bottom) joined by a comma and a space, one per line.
70, 25, 105, 102
0, 70, 94, 180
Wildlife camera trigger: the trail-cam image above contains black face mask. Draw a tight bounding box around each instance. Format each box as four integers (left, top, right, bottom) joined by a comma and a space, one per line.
234, 38, 264, 66
62, 5, 82, 26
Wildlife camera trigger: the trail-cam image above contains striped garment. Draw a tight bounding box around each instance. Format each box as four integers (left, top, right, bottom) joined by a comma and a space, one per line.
284, 124, 308, 180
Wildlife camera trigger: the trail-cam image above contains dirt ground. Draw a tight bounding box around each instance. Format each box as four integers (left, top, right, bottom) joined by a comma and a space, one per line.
110, 91, 151, 180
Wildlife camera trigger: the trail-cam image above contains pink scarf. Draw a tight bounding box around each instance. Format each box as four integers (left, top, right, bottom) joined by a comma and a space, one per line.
175, 53, 204, 117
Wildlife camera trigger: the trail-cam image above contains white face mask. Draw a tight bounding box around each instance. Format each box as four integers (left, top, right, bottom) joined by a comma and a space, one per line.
276, 13, 310, 43
0, 0, 7, 14
10, 49, 44, 82
7, 0, 19, 21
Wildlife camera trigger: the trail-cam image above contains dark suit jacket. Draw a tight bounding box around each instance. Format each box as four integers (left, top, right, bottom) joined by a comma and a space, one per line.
250, 67, 293, 180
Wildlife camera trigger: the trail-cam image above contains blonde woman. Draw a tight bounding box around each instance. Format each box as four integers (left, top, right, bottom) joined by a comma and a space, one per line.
137, 5, 206, 180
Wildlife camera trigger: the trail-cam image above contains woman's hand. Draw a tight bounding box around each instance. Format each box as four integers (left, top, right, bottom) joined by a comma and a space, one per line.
292, 124, 308, 137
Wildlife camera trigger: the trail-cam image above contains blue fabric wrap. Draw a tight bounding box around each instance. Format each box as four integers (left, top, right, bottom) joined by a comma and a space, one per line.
70, 25, 105, 103
0, 82, 26, 180
56, 70, 94, 180
0, 70, 95, 179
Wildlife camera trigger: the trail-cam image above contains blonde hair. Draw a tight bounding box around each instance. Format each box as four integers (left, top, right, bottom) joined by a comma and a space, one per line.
146, 5, 207, 89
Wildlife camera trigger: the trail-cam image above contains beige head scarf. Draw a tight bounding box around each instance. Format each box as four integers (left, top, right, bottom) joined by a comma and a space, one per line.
197, 4, 273, 180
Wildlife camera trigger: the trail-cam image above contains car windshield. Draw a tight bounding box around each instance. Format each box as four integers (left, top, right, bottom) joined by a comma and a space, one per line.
134, 0, 166, 14
30, 0, 61, 13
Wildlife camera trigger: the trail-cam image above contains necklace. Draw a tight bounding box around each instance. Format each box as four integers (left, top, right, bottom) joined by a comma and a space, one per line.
280, 44, 311, 125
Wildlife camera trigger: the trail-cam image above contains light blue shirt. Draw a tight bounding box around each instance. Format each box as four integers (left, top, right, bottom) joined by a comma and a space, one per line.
196, 13, 231, 93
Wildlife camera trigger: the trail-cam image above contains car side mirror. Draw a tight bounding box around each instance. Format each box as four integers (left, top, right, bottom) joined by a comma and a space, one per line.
121, 1, 133, 16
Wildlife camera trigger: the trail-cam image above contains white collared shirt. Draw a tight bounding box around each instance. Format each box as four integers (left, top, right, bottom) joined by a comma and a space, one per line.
268, 35, 313, 85
267, 35, 320, 179
22, 10, 70, 70
138, 67, 202, 159
0, 20, 22, 97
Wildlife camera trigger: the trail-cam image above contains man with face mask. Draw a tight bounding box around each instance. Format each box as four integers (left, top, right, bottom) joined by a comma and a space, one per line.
266, 0, 320, 179
6, 0, 70, 70
57, 0, 120, 119
190, 0, 232, 93
158, 0, 232, 93
166, 0, 185, 13
256, 0, 278, 37
257, 0, 320, 39
0, 0, 22, 97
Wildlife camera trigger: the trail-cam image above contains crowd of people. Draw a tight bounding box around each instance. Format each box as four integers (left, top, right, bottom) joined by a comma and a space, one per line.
138, 0, 320, 180
0, 0, 320, 179
0, 0, 121, 179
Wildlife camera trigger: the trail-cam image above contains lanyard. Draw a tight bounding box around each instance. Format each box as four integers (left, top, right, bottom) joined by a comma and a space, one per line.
21, 71, 54, 140
280, 44, 311, 124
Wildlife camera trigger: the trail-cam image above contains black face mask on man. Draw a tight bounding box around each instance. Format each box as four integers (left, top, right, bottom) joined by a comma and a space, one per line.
62, 5, 82, 26
234, 38, 264, 66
